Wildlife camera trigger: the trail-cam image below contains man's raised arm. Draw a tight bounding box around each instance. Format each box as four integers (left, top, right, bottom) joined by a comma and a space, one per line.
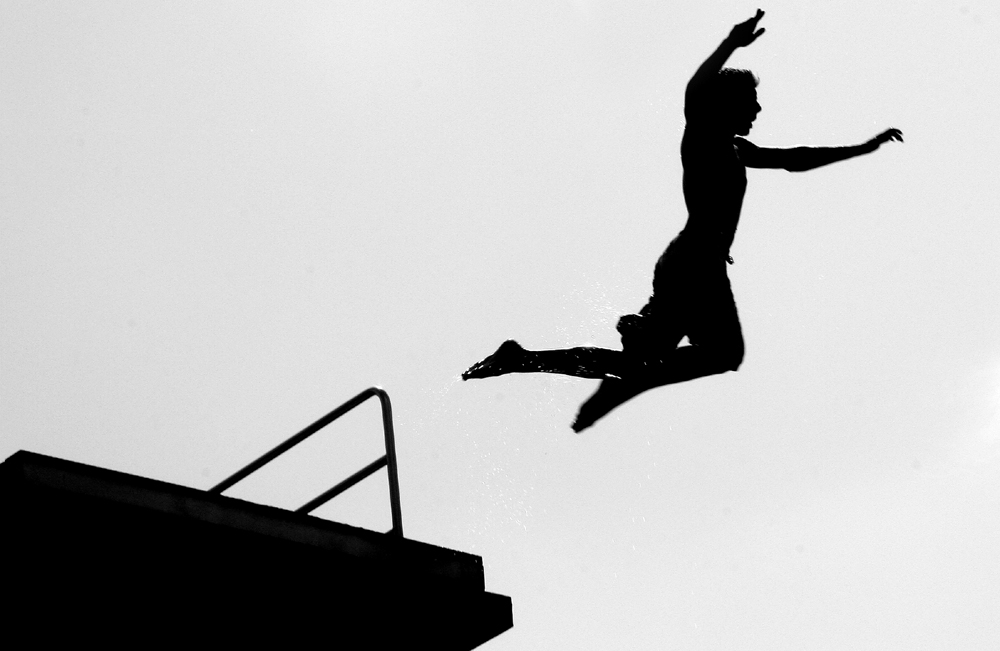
685, 9, 766, 115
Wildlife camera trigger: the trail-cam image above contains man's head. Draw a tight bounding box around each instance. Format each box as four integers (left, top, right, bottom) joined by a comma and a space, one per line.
706, 68, 760, 136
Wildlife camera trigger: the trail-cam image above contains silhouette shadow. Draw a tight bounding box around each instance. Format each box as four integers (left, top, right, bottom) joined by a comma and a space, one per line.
464, 10, 902, 431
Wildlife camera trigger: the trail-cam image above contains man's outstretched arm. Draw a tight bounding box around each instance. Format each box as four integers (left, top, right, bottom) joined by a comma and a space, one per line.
685, 10, 765, 116
737, 128, 904, 171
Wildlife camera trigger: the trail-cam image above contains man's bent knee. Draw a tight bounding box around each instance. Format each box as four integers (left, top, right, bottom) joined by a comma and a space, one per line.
696, 344, 743, 374
721, 342, 745, 372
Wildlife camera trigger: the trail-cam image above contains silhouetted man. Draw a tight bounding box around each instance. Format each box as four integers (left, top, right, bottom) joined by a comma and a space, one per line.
463, 10, 903, 431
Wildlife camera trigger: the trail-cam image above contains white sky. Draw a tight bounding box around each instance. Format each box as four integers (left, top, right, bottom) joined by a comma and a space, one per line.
2, 2, 999, 649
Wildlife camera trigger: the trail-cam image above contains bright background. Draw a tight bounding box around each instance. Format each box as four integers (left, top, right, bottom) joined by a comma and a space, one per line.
2, 2, 998, 649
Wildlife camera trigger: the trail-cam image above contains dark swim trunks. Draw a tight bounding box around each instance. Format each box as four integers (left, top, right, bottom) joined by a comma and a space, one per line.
617, 231, 744, 365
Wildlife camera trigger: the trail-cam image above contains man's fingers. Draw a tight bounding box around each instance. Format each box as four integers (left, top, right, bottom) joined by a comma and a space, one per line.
732, 9, 765, 45
879, 128, 903, 144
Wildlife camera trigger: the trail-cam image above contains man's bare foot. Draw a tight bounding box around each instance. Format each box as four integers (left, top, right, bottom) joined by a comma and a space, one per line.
571, 376, 650, 432
462, 340, 526, 380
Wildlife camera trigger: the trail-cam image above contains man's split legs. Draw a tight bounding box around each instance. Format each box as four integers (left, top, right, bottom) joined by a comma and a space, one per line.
463, 336, 742, 431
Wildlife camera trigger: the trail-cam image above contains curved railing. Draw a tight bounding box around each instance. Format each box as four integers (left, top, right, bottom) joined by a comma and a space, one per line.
209, 387, 403, 537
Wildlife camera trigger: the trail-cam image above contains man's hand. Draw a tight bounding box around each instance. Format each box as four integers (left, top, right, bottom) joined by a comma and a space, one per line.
868, 128, 904, 150
728, 9, 766, 48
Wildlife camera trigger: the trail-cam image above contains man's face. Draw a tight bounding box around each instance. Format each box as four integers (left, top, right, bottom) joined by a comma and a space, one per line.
733, 89, 761, 136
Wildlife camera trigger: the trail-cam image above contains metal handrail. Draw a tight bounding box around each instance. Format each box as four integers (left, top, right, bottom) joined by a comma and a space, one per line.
209, 387, 403, 537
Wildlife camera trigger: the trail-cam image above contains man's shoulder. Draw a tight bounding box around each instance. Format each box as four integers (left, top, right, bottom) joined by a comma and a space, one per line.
683, 127, 743, 155
733, 137, 758, 153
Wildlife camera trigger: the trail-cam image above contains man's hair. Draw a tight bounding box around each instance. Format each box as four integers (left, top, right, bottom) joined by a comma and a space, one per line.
710, 68, 759, 102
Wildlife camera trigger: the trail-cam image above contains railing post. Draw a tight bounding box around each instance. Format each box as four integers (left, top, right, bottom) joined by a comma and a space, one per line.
376, 388, 404, 538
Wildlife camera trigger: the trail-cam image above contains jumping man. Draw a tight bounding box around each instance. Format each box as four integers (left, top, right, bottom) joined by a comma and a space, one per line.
462, 10, 902, 432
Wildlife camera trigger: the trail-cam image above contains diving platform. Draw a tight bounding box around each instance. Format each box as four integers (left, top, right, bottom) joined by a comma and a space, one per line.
1, 450, 512, 648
